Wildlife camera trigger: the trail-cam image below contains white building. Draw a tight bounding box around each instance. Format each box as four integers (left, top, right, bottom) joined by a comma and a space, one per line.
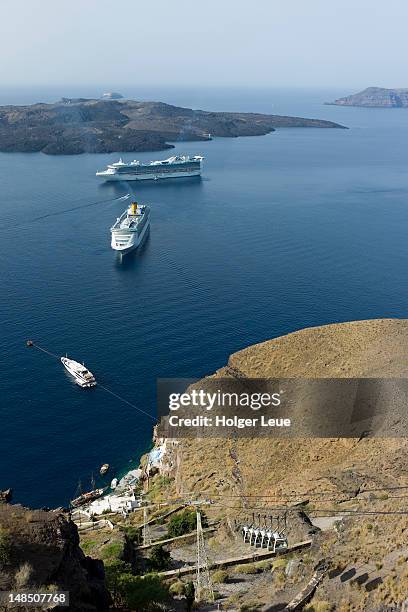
88, 492, 141, 516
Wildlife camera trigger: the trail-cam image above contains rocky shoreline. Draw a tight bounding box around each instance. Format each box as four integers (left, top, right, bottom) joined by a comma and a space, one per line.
0, 97, 346, 155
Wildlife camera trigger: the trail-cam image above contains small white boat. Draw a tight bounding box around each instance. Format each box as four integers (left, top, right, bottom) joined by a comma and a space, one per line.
61, 356, 96, 388
100, 463, 109, 475
110, 478, 118, 490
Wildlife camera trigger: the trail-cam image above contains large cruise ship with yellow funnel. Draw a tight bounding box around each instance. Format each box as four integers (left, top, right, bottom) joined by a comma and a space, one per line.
110, 202, 150, 254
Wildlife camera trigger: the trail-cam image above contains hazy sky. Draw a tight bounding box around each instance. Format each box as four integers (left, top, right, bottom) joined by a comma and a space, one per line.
1, 0, 408, 89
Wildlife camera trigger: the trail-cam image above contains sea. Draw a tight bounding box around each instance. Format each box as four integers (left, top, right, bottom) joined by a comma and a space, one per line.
1, 86, 408, 508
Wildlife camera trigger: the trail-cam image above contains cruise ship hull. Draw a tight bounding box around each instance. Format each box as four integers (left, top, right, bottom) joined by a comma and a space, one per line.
111, 216, 150, 254
97, 170, 201, 182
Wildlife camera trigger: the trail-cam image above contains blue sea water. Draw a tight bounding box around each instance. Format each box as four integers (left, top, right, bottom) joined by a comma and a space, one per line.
1, 87, 408, 508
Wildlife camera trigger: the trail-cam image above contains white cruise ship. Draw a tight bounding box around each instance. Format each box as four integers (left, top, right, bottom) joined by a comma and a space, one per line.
96, 154, 203, 181
111, 202, 150, 254
61, 357, 96, 388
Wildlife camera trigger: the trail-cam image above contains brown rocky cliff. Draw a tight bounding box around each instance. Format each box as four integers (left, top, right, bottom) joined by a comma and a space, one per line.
166, 319, 408, 507
150, 320, 408, 608
0, 502, 110, 611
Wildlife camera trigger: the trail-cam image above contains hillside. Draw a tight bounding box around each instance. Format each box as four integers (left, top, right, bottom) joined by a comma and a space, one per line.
327, 87, 408, 107
153, 319, 408, 609
0, 98, 345, 155
170, 319, 408, 501
0, 500, 110, 610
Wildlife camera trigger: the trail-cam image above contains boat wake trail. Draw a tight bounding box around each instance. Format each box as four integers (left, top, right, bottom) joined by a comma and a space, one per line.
0, 193, 131, 231
29, 193, 131, 223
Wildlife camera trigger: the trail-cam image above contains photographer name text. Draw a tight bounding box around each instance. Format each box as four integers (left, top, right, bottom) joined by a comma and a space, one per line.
168, 415, 291, 429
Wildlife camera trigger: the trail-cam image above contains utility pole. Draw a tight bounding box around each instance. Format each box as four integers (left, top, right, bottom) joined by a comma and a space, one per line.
195, 510, 214, 603
143, 506, 152, 546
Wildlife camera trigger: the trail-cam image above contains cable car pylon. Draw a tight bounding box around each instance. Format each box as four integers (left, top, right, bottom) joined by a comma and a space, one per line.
195, 510, 214, 603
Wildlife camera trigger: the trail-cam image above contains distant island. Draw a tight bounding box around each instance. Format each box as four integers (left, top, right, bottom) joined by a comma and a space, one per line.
327, 87, 408, 107
0, 98, 345, 155
101, 91, 124, 100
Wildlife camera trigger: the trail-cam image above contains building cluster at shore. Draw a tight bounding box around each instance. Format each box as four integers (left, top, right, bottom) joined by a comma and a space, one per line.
73, 440, 176, 518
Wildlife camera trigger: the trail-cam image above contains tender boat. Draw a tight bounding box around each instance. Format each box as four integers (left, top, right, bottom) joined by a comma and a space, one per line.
100, 463, 110, 475
61, 356, 96, 388
110, 478, 118, 490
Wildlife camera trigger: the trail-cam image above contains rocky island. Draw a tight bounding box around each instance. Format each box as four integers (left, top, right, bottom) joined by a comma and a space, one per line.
327, 86, 408, 107
0, 98, 345, 155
